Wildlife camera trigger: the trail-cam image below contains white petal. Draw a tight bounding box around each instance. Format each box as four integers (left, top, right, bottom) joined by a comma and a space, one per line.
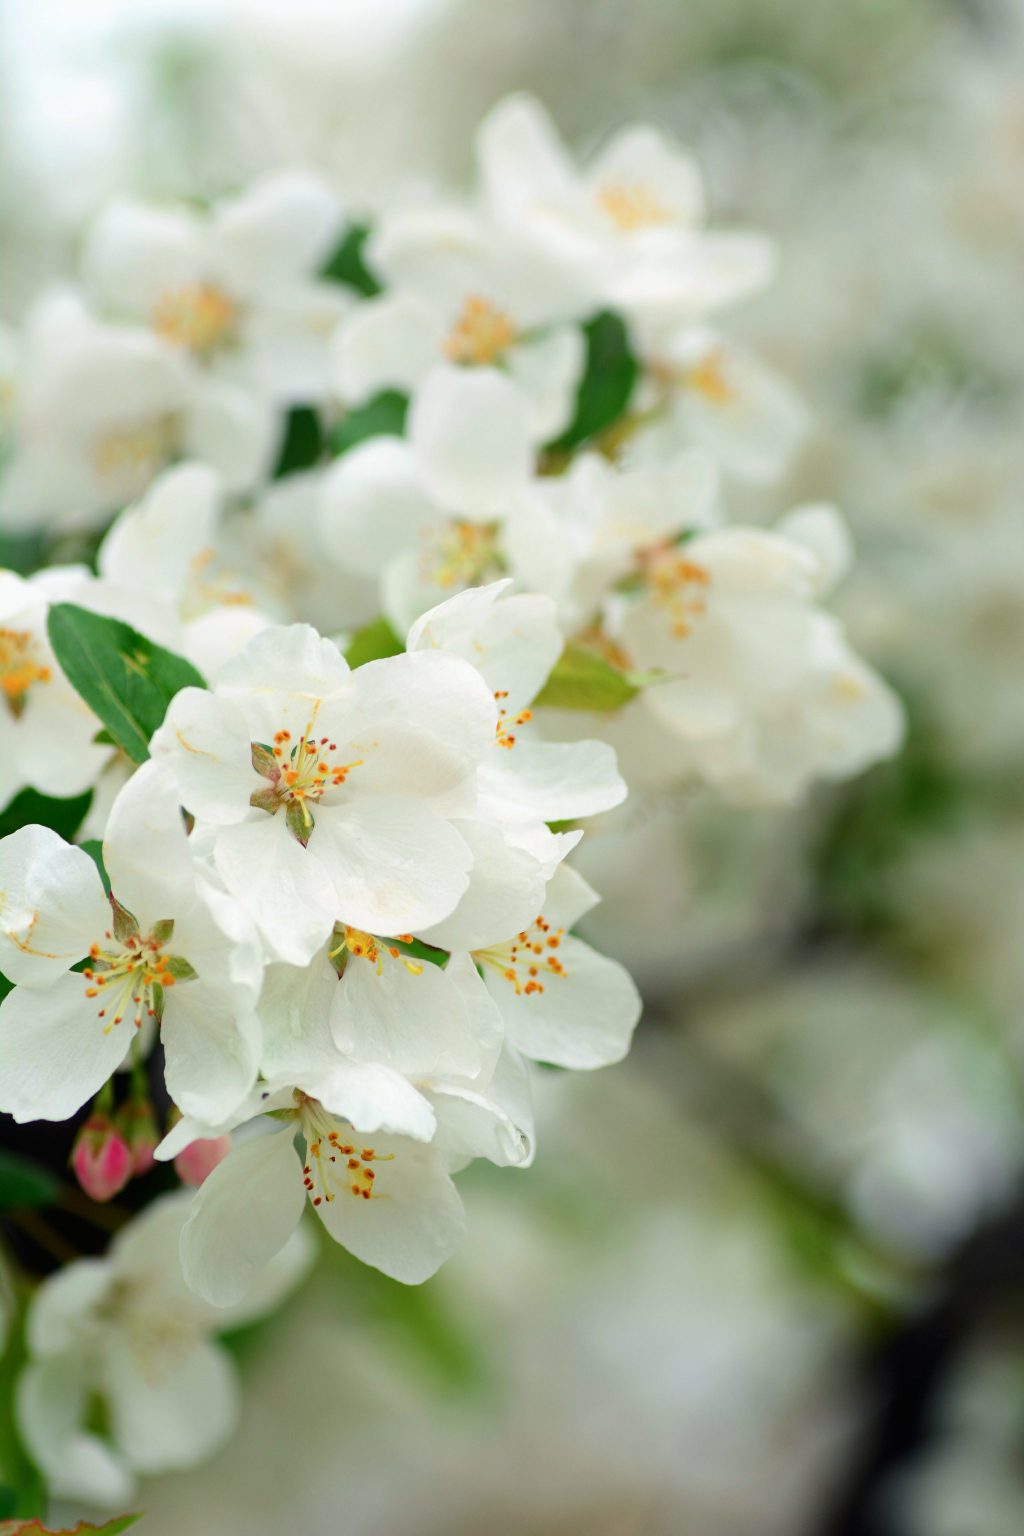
417, 818, 548, 953
107, 1335, 240, 1476
485, 933, 641, 1069
304, 1060, 436, 1142
315, 1131, 464, 1283
331, 947, 482, 1078
0, 825, 107, 986
180, 1126, 304, 1307
410, 365, 532, 517
319, 436, 440, 578
478, 738, 626, 825
406, 580, 562, 711
18, 1356, 135, 1508
213, 171, 343, 295
97, 460, 221, 603
505, 325, 584, 441
151, 686, 260, 826
214, 813, 339, 965
314, 797, 471, 935
81, 199, 208, 320
329, 291, 441, 402
182, 376, 279, 494
161, 981, 261, 1125
0, 972, 130, 1122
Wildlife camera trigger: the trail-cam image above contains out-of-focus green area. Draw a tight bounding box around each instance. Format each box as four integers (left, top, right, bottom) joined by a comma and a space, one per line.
4, 1, 1024, 1532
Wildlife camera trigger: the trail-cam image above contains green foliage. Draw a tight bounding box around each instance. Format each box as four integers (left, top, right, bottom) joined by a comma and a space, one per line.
343, 617, 403, 669
533, 643, 643, 712
0, 789, 92, 843
46, 604, 206, 765
0, 1314, 44, 1522
330, 390, 408, 458
79, 840, 110, 895
0, 1153, 60, 1214
546, 311, 638, 453
320, 223, 381, 297
272, 406, 325, 478
0, 536, 44, 579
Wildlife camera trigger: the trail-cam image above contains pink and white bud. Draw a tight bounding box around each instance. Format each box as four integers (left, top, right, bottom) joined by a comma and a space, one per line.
175, 1135, 231, 1188
71, 1114, 133, 1203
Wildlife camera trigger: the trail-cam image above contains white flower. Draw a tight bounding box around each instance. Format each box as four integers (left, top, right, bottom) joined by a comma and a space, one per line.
318, 434, 507, 634
151, 622, 495, 963
0, 292, 277, 531
502, 447, 718, 632
332, 205, 585, 439
617, 504, 906, 803
476, 94, 774, 331
470, 863, 642, 1070
630, 326, 810, 485
81, 172, 348, 405
0, 762, 262, 1125
406, 580, 628, 830
17, 1192, 312, 1506
0, 568, 111, 808
96, 461, 276, 678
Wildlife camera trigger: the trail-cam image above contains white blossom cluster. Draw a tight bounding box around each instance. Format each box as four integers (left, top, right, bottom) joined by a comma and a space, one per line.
0, 90, 903, 1508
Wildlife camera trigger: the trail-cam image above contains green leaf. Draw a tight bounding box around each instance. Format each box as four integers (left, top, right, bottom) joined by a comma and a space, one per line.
0, 1313, 45, 1521
320, 223, 381, 297
79, 840, 109, 895
546, 311, 638, 452
344, 617, 403, 669
0, 534, 44, 579
532, 644, 641, 712
330, 390, 408, 458
0, 1151, 60, 1213
272, 406, 324, 478
0, 788, 92, 843
46, 604, 207, 766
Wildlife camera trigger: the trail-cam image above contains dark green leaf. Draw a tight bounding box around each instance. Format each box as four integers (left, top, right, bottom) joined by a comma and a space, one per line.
546, 311, 638, 452
0, 789, 92, 843
330, 391, 408, 458
320, 223, 381, 297
272, 406, 324, 478
46, 604, 207, 765
0, 534, 44, 579
79, 840, 109, 895
532, 644, 641, 712
0, 1151, 60, 1213
344, 617, 403, 669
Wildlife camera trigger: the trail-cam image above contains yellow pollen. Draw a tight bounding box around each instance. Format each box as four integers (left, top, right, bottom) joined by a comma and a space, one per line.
0, 629, 51, 715
476, 914, 568, 996
302, 1117, 394, 1207
152, 283, 238, 355
597, 182, 672, 232
419, 519, 499, 590
687, 349, 736, 406
494, 689, 533, 750
82, 927, 190, 1034
643, 549, 711, 638
93, 416, 177, 481
443, 294, 518, 366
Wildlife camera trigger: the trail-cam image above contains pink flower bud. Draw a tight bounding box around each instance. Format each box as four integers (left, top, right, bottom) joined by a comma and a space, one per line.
175, 1135, 231, 1188
71, 1114, 133, 1203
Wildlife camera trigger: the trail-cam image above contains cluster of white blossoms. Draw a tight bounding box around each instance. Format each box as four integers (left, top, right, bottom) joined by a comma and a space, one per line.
0, 90, 902, 1510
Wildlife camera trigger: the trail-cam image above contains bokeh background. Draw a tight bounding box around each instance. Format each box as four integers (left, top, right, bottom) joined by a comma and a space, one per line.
3, 1, 1024, 1532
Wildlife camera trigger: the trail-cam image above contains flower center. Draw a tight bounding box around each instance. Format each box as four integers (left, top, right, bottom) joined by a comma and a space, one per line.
328, 924, 423, 978
298, 1099, 394, 1207
0, 628, 51, 716
597, 182, 672, 232
476, 914, 567, 996
82, 919, 189, 1034
152, 283, 238, 355
493, 689, 532, 750
687, 349, 736, 406
181, 547, 255, 621
642, 549, 711, 639
443, 294, 518, 366
251, 727, 363, 843
92, 415, 178, 486
419, 519, 500, 591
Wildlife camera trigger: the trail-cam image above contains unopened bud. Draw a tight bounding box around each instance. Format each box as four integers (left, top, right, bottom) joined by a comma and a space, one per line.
117, 1099, 159, 1177
71, 1114, 132, 1203
175, 1135, 231, 1188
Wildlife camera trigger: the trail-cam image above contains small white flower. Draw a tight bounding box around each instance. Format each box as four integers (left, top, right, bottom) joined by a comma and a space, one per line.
476, 94, 775, 331
0, 762, 262, 1125
0, 292, 277, 531
151, 622, 496, 963
81, 172, 348, 405
17, 1192, 312, 1505
618, 505, 906, 803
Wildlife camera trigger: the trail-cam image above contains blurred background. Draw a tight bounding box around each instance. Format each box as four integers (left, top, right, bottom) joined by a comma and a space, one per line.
3, 1, 1024, 1532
